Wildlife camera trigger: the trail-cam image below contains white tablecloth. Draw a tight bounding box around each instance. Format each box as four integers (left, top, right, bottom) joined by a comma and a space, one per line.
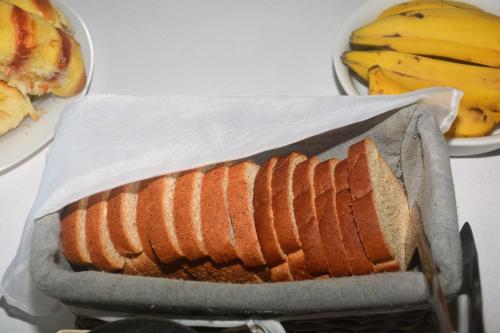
1, 0, 499, 331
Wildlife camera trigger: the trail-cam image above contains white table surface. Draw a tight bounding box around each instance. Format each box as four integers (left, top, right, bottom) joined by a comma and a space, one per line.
1, 0, 499, 332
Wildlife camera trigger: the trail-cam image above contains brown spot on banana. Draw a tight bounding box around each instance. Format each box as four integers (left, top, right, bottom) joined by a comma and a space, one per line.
403, 12, 424, 19
382, 33, 401, 38
469, 107, 485, 117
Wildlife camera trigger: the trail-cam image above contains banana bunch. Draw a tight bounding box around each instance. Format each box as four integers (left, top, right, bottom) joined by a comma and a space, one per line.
342, 0, 500, 137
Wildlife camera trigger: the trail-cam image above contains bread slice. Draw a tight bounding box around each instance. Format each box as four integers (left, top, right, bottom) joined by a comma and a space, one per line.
86, 191, 125, 272
313, 159, 353, 277
293, 157, 329, 276
287, 250, 314, 281
201, 165, 239, 264
270, 262, 294, 282
107, 182, 142, 257
334, 160, 374, 275
227, 161, 266, 268
272, 152, 307, 253
60, 198, 92, 266
134, 179, 192, 279
173, 169, 208, 261
140, 175, 184, 264
253, 157, 287, 266
347, 139, 410, 269
185, 259, 268, 283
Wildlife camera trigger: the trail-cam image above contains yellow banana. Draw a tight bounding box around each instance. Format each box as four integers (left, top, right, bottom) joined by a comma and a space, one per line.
446, 100, 496, 137
378, 0, 482, 18
368, 66, 411, 95
352, 8, 500, 68
351, 36, 500, 69
367, 66, 496, 137
342, 51, 500, 113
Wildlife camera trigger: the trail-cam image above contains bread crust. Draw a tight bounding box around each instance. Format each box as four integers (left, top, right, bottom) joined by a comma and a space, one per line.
201, 165, 239, 264
108, 183, 142, 256
270, 262, 294, 282
335, 160, 374, 275
348, 139, 394, 264
272, 153, 306, 253
173, 170, 208, 261
228, 162, 267, 268
86, 191, 125, 272
253, 158, 287, 266
141, 176, 184, 264
287, 250, 314, 281
313, 160, 353, 277
60, 198, 92, 266
293, 157, 329, 276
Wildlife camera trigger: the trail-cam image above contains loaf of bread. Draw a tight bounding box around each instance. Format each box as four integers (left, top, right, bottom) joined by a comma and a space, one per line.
0, 1, 86, 97
60, 138, 414, 283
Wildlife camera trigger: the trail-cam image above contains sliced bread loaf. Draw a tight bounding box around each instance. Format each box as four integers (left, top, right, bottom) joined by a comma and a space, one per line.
227, 161, 267, 268
347, 139, 410, 268
86, 191, 125, 272
60, 198, 92, 266
173, 169, 208, 261
140, 175, 184, 264
314, 159, 353, 277
253, 157, 287, 266
334, 160, 374, 275
107, 182, 142, 257
292, 157, 329, 276
272, 152, 307, 254
201, 165, 239, 264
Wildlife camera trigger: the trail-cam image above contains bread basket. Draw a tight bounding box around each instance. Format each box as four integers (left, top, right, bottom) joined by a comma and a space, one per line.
31, 103, 463, 332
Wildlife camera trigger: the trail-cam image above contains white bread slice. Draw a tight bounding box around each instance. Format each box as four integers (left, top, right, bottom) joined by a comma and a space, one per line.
201, 165, 239, 264
140, 175, 184, 264
107, 182, 142, 256
292, 157, 329, 276
85, 191, 125, 272
227, 161, 266, 268
348, 139, 411, 270
253, 157, 287, 266
173, 168, 208, 261
314, 159, 353, 277
334, 160, 374, 275
60, 198, 92, 266
272, 152, 307, 254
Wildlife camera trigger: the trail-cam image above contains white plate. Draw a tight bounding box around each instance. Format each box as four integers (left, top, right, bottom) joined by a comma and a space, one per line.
0, 0, 94, 173
332, 0, 500, 157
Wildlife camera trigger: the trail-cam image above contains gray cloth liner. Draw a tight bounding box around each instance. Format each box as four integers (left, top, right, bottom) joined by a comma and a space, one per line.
30, 104, 462, 317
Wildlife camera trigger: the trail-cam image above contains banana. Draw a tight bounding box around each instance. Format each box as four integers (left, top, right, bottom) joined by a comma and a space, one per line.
446, 101, 496, 137
368, 66, 496, 137
378, 0, 482, 18
368, 66, 411, 95
342, 51, 500, 113
352, 8, 500, 68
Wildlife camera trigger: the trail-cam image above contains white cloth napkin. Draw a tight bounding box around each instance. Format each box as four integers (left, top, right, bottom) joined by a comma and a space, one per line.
0, 88, 461, 318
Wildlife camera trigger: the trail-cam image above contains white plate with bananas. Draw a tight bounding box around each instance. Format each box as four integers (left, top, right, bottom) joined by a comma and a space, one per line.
0, 0, 93, 173
333, 0, 500, 156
